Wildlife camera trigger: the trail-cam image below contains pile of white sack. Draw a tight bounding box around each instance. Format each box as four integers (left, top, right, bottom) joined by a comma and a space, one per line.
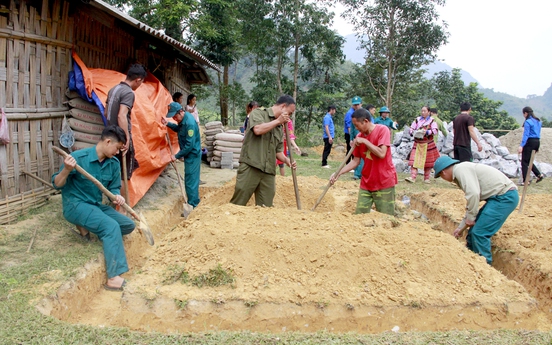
210, 132, 243, 169
65, 89, 105, 151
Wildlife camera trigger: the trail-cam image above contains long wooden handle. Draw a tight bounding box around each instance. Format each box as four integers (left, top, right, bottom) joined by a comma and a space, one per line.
312, 145, 356, 211
166, 134, 188, 203
22, 170, 56, 190
52, 146, 139, 221
122, 152, 130, 205
519, 150, 536, 213
284, 124, 301, 210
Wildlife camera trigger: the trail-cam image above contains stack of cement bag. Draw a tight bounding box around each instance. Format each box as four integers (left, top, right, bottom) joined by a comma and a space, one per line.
204, 121, 224, 162
210, 132, 243, 169
65, 90, 105, 151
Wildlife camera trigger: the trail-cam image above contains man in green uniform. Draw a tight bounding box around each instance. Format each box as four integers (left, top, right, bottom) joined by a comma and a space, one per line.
162, 102, 201, 208
430, 107, 448, 144
434, 156, 518, 265
230, 95, 297, 206
52, 126, 134, 291
373, 106, 397, 131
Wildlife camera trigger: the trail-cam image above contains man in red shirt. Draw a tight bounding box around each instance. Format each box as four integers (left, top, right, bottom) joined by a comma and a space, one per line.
329, 108, 398, 215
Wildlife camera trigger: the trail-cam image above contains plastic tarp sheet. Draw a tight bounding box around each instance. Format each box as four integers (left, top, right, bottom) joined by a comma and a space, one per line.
70, 52, 177, 207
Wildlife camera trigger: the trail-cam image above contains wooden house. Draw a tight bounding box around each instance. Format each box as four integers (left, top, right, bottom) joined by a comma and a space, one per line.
0, 0, 220, 224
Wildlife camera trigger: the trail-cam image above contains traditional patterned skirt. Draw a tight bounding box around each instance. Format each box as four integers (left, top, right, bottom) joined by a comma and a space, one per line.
408, 139, 440, 169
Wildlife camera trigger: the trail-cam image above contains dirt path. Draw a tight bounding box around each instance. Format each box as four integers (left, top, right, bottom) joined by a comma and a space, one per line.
49, 173, 551, 333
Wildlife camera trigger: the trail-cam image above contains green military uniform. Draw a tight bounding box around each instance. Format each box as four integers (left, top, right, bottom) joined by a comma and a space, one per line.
230, 107, 283, 206
350, 125, 364, 179
52, 146, 135, 279
432, 115, 447, 144
167, 111, 202, 207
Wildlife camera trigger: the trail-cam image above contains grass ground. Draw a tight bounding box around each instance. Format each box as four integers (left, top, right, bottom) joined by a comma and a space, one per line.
1, 150, 551, 344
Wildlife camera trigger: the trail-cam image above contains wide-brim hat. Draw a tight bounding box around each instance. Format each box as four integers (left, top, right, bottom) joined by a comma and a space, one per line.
167, 101, 183, 118
434, 156, 460, 178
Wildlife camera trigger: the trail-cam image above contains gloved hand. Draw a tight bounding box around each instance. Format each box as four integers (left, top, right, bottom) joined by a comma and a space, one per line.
413, 129, 425, 140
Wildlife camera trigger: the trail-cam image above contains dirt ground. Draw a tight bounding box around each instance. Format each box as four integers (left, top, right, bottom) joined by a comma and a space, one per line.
44, 167, 552, 333
500, 127, 552, 164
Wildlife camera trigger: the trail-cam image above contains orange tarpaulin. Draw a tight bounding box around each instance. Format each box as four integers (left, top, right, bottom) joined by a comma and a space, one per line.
72, 54, 178, 207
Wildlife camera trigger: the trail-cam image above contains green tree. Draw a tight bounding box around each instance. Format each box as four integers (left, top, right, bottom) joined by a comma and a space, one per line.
340, 0, 448, 112
191, 0, 241, 125
430, 69, 519, 130
104, 0, 197, 41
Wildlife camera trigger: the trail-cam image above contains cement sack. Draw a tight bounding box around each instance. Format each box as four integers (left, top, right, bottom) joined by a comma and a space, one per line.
205, 128, 224, 136
206, 135, 216, 142
214, 140, 243, 148
70, 108, 105, 125
73, 140, 95, 151
214, 133, 243, 142
225, 129, 242, 135
65, 89, 81, 99
214, 145, 242, 154
210, 160, 221, 168
213, 150, 240, 159
67, 98, 101, 114
73, 131, 101, 144
68, 118, 105, 134
205, 121, 223, 130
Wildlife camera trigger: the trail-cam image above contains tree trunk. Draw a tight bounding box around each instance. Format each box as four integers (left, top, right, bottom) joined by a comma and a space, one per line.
221, 65, 229, 125
293, 36, 299, 124
276, 50, 283, 95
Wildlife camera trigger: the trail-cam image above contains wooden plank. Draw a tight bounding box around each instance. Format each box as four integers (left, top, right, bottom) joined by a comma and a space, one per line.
51, 0, 60, 40
40, 43, 46, 107
20, 40, 30, 108
29, 121, 37, 176
0, 30, 73, 49
6, 38, 13, 107
45, 44, 52, 107
18, 0, 27, 33
29, 39, 36, 107
0, 144, 8, 197
11, 0, 20, 32
40, 0, 48, 36
0, 16, 6, 107
59, 1, 70, 42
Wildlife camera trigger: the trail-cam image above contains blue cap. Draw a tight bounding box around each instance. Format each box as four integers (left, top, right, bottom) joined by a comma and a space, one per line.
352, 96, 362, 105
379, 106, 390, 113
166, 102, 183, 118
433, 156, 460, 178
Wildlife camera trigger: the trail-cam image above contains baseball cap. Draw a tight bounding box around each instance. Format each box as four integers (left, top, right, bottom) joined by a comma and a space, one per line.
433, 156, 460, 178
352, 96, 362, 105
166, 102, 183, 118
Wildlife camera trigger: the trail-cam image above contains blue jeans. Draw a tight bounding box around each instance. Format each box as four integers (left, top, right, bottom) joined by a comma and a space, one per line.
466, 189, 519, 265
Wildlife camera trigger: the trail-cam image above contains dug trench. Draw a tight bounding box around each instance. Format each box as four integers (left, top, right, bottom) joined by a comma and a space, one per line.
37, 173, 552, 333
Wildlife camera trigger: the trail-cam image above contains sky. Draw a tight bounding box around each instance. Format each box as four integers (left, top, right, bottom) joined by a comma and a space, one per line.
331, 0, 552, 98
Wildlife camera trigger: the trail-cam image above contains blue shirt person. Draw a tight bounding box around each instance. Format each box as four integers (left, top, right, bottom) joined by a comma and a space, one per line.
322, 105, 336, 167
52, 126, 135, 291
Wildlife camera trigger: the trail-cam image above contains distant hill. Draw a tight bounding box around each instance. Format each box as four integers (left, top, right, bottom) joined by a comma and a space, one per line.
343, 34, 477, 85
342, 34, 552, 124
481, 85, 552, 124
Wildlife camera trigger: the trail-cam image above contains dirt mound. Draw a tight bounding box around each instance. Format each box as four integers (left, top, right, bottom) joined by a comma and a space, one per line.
500, 127, 552, 164
67, 178, 546, 333
412, 189, 552, 313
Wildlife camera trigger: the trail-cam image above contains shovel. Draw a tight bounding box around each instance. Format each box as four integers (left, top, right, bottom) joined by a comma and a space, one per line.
284, 124, 301, 210
519, 150, 536, 213
52, 146, 154, 246
166, 133, 194, 218
312, 145, 355, 211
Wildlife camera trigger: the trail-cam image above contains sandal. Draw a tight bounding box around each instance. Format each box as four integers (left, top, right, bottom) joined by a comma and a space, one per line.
104, 279, 127, 292
536, 175, 545, 183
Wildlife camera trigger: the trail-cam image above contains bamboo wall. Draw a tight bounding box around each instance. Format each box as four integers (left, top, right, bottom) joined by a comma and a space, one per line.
0, 0, 72, 223
0, 0, 206, 224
